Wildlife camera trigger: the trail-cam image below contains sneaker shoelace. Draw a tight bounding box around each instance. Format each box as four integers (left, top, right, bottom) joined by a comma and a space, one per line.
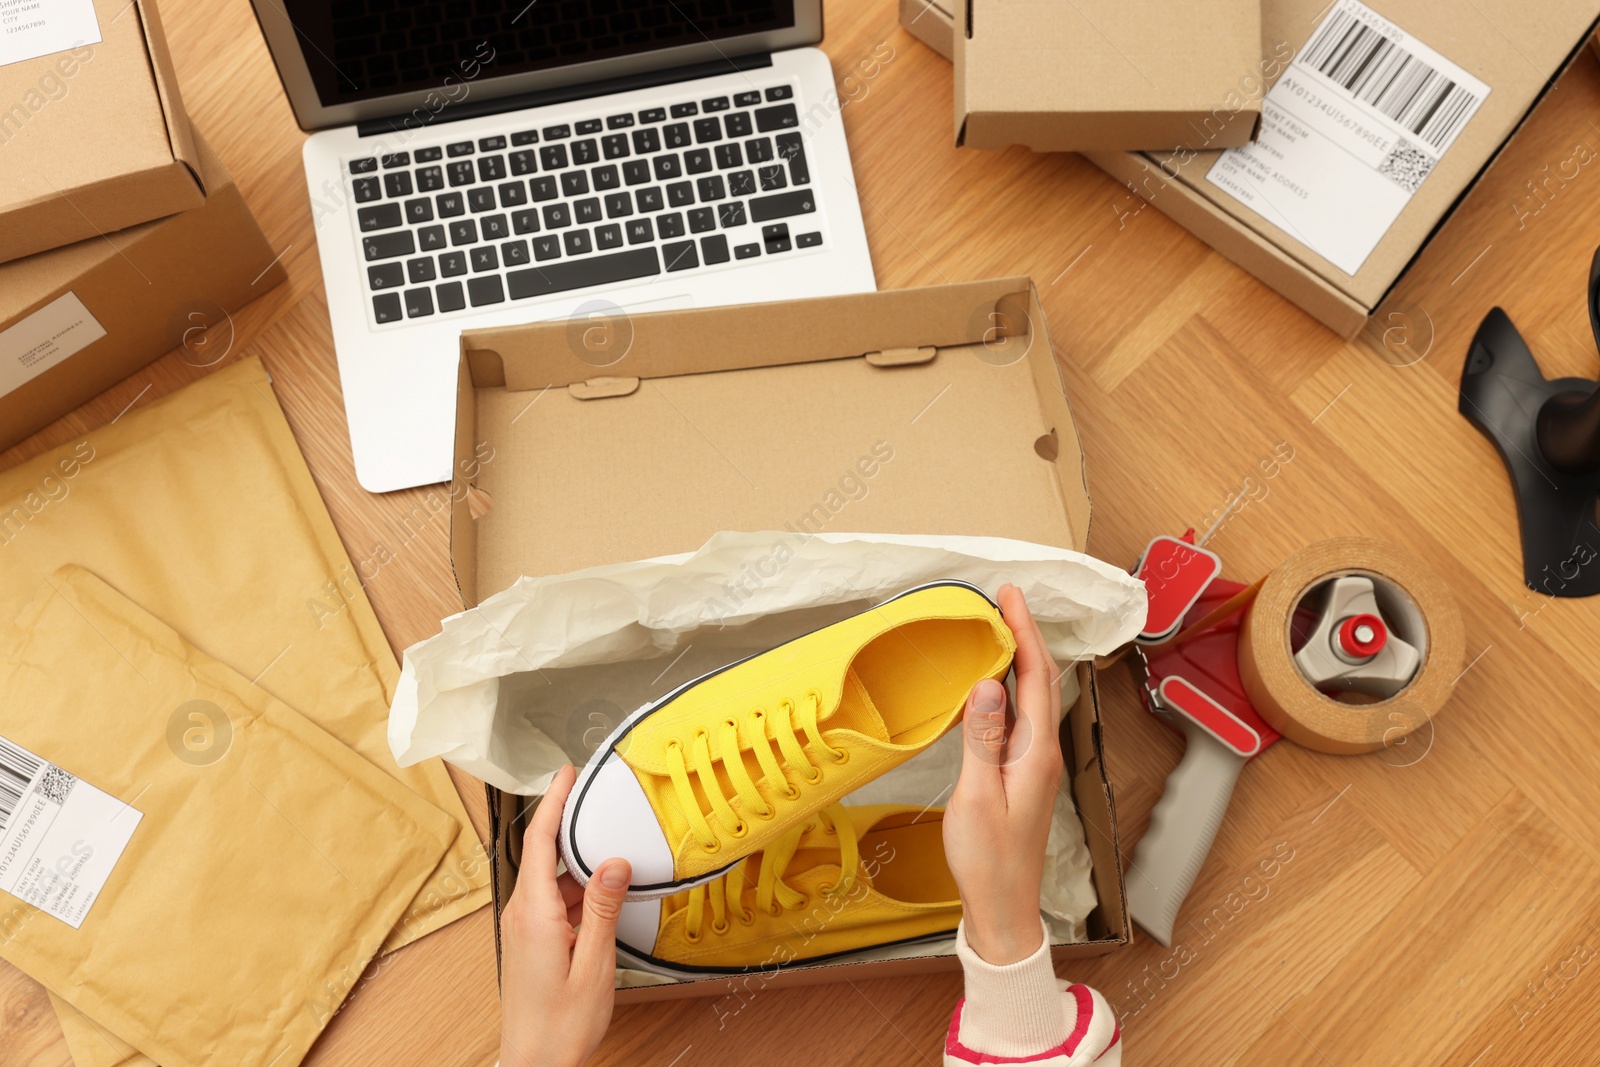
683, 804, 861, 942
664, 689, 849, 854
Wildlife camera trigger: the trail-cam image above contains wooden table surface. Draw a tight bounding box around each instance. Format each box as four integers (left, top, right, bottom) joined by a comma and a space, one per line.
8, 2, 1600, 1064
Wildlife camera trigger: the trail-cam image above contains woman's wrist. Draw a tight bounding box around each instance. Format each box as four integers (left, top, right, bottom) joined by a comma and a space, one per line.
962, 904, 1046, 965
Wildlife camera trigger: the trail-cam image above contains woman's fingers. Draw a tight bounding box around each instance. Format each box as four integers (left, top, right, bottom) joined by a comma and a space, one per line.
998, 584, 1064, 775
956, 678, 1009, 800
519, 764, 577, 908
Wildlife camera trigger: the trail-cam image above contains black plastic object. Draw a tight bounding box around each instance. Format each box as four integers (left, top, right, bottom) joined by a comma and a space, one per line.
1460, 247, 1600, 597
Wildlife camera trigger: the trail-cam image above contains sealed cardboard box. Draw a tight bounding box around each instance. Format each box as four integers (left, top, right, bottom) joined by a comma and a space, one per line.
446, 278, 1130, 1000
0, 130, 285, 452
910, 0, 1600, 337
955, 0, 1263, 152
0, 0, 204, 264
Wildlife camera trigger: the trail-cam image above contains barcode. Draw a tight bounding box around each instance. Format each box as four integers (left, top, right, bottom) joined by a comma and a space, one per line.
1302, 7, 1481, 151
0, 738, 42, 834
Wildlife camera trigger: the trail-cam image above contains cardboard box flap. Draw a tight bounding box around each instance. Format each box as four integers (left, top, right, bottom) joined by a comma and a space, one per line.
135, 0, 202, 188
452, 280, 1094, 608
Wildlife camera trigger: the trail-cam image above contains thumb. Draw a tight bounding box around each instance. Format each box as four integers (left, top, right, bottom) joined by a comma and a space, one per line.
571, 859, 631, 983
958, 678, 1009, 790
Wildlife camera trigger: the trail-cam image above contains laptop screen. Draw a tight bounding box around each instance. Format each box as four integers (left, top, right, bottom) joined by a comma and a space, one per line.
283, 0, 799, 107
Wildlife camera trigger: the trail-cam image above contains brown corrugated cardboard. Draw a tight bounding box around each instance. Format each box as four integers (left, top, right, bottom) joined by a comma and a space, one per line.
449, 279, 1129, 999
955, 0, 1263, 153
0, 0, 203, 264
0, 130, 285, 452
909, 0, 1600, 337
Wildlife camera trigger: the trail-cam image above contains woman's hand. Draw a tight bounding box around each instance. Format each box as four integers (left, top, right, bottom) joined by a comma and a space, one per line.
499, 763, 631, 1067
943, 583, 1064, 965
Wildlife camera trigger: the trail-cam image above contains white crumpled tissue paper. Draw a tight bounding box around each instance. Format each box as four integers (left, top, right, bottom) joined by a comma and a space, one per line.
389, 530, 1145, 975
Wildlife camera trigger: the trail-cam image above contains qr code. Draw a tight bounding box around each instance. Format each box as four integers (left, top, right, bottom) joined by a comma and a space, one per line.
38, 766, 75, 806
1379, 140, 1435, 193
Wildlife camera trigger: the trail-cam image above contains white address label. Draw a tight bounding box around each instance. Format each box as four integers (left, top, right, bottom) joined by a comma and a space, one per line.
1205, 0, 1491, 275
0, 292, 107, 400
0, 735, 140, 929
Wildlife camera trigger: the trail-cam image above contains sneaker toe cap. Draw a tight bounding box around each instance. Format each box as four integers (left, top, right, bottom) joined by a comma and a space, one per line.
564, 752, 676, 890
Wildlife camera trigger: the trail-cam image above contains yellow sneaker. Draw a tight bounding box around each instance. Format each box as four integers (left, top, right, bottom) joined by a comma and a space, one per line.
559, 580, 1013, 899
615, 804, 963, 976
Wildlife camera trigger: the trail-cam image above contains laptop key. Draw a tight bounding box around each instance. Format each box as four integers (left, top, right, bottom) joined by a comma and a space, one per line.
662, 240, 699, 272
540, 145, 569, 170
688, 207, 715, 233
449, 220, 478, 245
372, 292, 402, 322
506, 247, 660, 299
502, 239, 530, 265
404, 287, 435, 318
639, 107, 666, 123
575, 197, 602, 224
715, 144, 742, 169
622, 159, 650, 185
602, 133, 629, 159
532, 235, 561, 260
701, 234, 731, 264
755, 104, 799, 132
405, 198, 434, 223
478, 155, 507, 182
718, 202, 746, 228
693, 117, 722, 143
512, 208, 540, 233
572, 139, 599, 165
468, 276, 504, 306
562, 171, 589, 197
734, 242, 760, 259
471, 246, 498, 272
436, 192, 465, 217
530, 176, 558, 201
468, 188, 497, 212
384, 172, 413, 197
499, 182, 528, 207
637, 187, 664, 212
728, 170, 756, 197
745, 137, 774, 163
702, 96, 730, 112
658, 212, 685, 238
576, 119, 603, 134
664, 123, 691, 149
447, 141, 474, 156
358, 203, 403, 231
436, 281, 465, 312
482, 214, 510, 240
350, 157, 378, 174
407, 257, 436, 283
415, 146, 443, 162
352, 177, 382, 202
543, 203, 571, 228
696, 176, 725, 202
734, 91, 761, 107
670, 102, 698, 118
632, 128, 661, 154
448, 161, 475, 186
479, 135, 507, 151
763, 222, 791, 254
684, 149, 712, 174
749, 190, 815, 222
416, 166, 444, 191
511, 130, 540, 145
666, 181, 694, 207
596, 223, 623, 249
543, 124, 571, 139
439, 251, 467, 276
653, 154, 682, 180
593, 165, 620, 190
368, 262, 404, 289
796, 231, 823, 248
766, 85, 794, 101
564, 229, 592, 256
626, 218, 654, 244
362, 231, 414, 260
759, 165, 787, 191
724, 112, 752, 138
419, 225, 446, 250
777, 133, 810, 184
607, 113, 634, 129
510, 150, 538, 176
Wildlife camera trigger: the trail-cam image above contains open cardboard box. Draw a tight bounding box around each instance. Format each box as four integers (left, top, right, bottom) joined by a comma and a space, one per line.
447, 278, 1130, 999
0, 129, 286, 453
907, 0, 1600, 337
0, 0, 204, 264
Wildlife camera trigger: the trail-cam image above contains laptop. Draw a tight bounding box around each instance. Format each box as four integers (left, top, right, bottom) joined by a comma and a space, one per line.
249, 0, 875, 493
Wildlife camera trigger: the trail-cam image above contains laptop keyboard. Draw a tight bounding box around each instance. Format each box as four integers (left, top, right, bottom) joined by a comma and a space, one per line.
346, 83, 823, 325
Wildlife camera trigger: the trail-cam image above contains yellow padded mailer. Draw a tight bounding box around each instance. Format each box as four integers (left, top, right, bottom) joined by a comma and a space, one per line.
0, 358, 489, 1065
0, 566, 456, 1067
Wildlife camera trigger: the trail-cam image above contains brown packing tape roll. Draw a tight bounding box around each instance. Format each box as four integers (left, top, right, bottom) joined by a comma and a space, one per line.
1238, 538, 1464, 754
